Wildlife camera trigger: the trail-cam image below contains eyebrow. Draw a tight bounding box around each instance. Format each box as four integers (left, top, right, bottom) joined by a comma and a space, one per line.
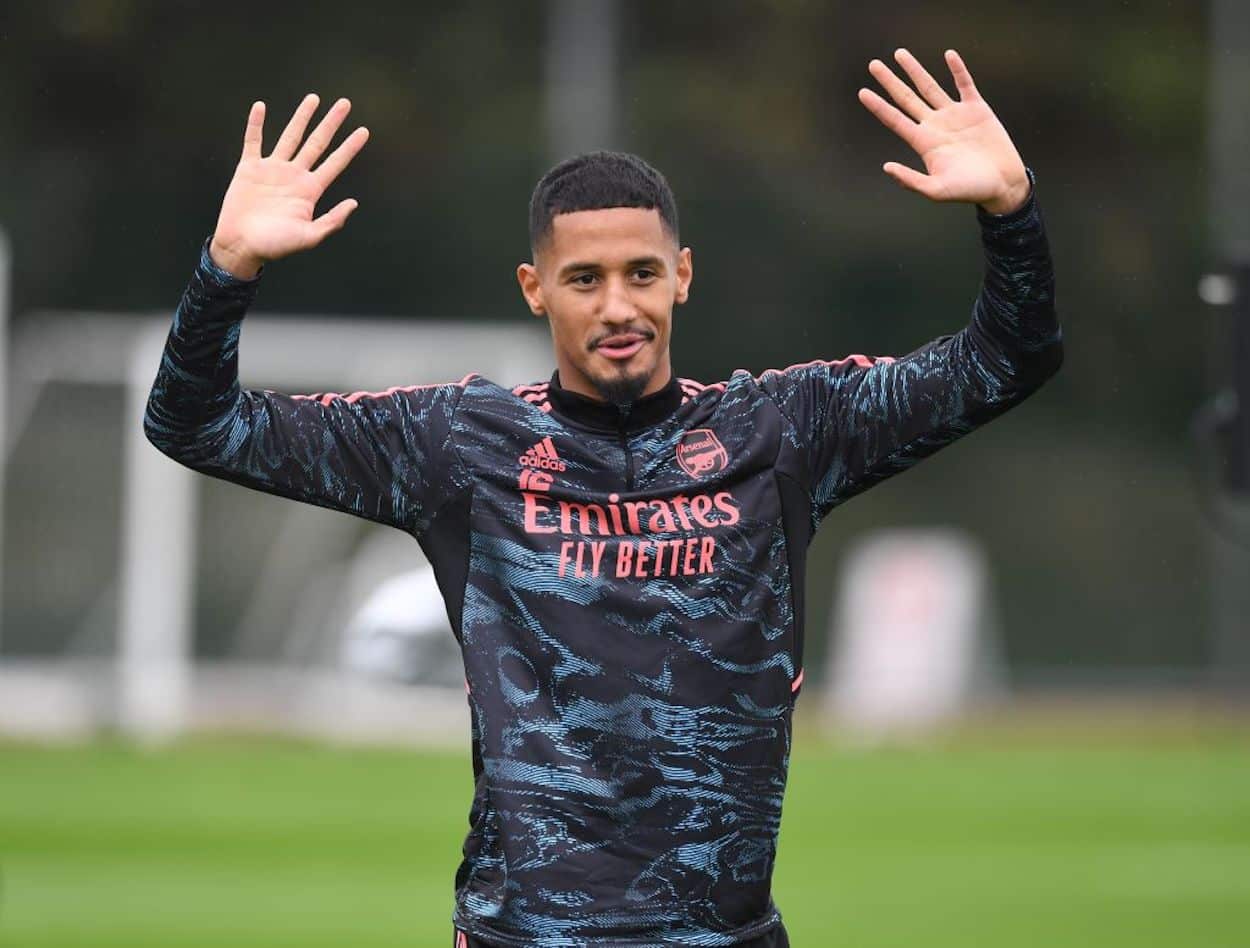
558, 256, 668, 280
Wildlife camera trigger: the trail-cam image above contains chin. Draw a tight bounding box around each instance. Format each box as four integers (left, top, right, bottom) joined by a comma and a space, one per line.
589, 365, 652, 407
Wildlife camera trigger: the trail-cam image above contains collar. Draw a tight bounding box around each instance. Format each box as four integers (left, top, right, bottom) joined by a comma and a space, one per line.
545, 369, 683, 433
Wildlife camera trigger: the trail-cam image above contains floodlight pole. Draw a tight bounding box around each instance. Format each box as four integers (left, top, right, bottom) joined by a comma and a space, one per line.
545, 0, 620, 161
1206, 0, 1250, 690
0, 226, 9, 657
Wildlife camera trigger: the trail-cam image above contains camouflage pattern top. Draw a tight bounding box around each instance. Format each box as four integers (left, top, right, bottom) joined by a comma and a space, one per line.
145, 178, 1061, 947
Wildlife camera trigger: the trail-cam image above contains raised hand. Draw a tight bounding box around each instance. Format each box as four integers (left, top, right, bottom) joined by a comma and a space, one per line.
209, 95, 369, 279
858, 49, 1030, 216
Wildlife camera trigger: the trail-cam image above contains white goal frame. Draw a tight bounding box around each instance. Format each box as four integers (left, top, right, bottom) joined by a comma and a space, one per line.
3, 306, 550, 743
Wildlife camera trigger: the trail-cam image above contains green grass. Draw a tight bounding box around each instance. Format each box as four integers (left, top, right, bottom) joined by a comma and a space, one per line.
2, 727, 1248, 947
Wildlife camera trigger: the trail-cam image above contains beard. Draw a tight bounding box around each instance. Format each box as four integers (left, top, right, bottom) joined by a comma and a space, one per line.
589, 367, 650, 409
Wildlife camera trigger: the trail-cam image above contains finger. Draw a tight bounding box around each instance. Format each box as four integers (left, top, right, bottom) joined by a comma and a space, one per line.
868, 58, 930, 121
271, 93, 320, 161
312, 126, 370, 191
944, 48, 981, 101
241, 101, 265, 161
294, 97, 351, 170
882, 161, 942, 200
857, 88, 925, 153
310, 198, 359, 243
893, 48, 954, 110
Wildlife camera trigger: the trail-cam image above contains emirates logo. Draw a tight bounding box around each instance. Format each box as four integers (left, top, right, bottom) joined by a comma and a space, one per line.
675, 429, 728, 478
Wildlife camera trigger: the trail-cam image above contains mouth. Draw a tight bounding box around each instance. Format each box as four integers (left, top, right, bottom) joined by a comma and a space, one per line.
594, 332, 651, 361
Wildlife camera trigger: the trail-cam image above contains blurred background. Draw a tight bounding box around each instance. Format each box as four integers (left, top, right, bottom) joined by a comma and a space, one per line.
1, 1, 1248, 946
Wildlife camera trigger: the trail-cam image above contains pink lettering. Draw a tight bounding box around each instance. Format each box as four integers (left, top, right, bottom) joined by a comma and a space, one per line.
559, 500, 611, 536
523, 492, 558, 534
669, 495, 695, 531
606, 493, 626, 534
633, 540, 652, 578
699, 535, 715, 573
713, 491, 740, 525
615, 542, 633, 577
682, 537, 699, 574
690, 494, 715, 528
624, 501, 647, 535
647, 500, 677, 533
666, 538, 684, 575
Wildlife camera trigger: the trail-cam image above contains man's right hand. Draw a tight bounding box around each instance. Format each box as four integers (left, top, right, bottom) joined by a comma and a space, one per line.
209, 95, 369, 280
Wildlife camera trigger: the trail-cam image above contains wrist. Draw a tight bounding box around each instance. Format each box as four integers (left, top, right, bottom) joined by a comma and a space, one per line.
208, 236, 263, 281
978, 174, 1032, 217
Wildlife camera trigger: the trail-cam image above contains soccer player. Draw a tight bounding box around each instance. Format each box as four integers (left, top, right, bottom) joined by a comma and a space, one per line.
145, 48, 1061, 947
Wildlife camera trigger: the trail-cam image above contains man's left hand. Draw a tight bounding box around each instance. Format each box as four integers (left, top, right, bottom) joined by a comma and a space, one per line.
858, 48, 1030, 215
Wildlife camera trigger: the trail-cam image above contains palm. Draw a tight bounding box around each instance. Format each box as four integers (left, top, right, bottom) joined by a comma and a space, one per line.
908, 99, 1017, 202
857, 49, 1029, 214
211, 94, 369, 274
218, 158, 324, 260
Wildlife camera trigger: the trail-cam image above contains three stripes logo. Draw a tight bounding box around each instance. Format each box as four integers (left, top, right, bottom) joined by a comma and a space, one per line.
519, 436, 566, 471
518, 436, 565, 491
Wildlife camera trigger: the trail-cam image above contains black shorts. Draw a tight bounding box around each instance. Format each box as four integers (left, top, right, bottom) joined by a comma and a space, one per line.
453, 924, 790, 947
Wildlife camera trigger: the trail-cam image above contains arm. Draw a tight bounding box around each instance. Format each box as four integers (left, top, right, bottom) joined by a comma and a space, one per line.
144, 95, 466, 534
760, 49, 1062, 524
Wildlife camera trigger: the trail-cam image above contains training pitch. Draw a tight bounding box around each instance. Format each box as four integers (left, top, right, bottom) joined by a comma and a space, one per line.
2, 722, 1248, 947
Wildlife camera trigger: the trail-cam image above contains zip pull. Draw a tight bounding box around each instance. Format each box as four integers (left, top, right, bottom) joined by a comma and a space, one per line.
616, 405, 635, 492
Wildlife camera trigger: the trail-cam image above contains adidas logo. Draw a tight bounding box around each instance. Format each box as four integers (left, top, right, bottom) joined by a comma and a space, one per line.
518, 436, 567, 472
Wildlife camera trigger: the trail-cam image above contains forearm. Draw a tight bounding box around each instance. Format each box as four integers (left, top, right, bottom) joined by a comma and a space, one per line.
967, 169, 1064, 393
802, 173, 1062, 513
143, 239, 465, 531
144, 236, 260, 465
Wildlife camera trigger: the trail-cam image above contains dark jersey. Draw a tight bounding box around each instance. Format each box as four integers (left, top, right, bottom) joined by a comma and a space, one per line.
144, 183, 1061, 947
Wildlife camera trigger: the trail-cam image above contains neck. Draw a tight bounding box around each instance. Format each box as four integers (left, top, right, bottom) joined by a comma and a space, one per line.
546, 368, 683, 433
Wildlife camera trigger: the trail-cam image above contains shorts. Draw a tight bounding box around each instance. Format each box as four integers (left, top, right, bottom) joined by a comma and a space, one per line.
453, 923, 790, 947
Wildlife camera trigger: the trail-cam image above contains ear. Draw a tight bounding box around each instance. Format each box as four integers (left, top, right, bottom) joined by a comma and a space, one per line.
674, 246, 693, 305
516, 263, 546, 317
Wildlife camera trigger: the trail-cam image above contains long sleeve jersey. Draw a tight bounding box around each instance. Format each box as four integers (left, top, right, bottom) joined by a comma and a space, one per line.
144, 181, 1062, 947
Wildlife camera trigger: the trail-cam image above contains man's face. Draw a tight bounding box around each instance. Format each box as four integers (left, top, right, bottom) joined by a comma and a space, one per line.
517, 207, 693, 406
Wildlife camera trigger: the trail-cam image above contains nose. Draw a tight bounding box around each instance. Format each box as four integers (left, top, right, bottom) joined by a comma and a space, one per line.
599, 274, 639, 324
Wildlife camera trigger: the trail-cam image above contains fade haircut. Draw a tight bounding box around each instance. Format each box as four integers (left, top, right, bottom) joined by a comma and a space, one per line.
528, 151, 679, 253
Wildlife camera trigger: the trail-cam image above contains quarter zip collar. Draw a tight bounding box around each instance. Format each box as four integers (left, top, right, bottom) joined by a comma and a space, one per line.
545, 369, 683, 434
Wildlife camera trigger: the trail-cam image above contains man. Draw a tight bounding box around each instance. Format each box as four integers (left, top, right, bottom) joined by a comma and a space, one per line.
145, 48, 1061, 947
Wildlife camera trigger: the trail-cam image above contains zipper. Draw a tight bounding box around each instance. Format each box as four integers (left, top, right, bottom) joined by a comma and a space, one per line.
616, 406, 635, 491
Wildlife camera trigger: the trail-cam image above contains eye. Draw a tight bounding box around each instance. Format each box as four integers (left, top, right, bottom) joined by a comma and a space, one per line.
571, 272, 598, 287
633, 268, 657, 282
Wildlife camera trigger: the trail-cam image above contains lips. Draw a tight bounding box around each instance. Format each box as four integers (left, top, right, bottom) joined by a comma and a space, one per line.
595, 333, 649, 360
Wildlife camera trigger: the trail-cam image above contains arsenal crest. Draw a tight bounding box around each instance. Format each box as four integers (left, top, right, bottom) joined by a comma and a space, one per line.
676, 429, 729, 478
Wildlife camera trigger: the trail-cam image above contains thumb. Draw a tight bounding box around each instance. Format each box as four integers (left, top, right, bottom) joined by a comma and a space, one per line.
310, 198, 359, 243
883, 162, 941, 200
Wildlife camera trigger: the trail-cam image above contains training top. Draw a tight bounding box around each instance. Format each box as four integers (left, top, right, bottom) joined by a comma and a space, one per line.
144, 179, 1062, 947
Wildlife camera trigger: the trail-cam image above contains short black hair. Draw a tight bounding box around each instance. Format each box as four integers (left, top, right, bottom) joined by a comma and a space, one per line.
528, 151, 679, 252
